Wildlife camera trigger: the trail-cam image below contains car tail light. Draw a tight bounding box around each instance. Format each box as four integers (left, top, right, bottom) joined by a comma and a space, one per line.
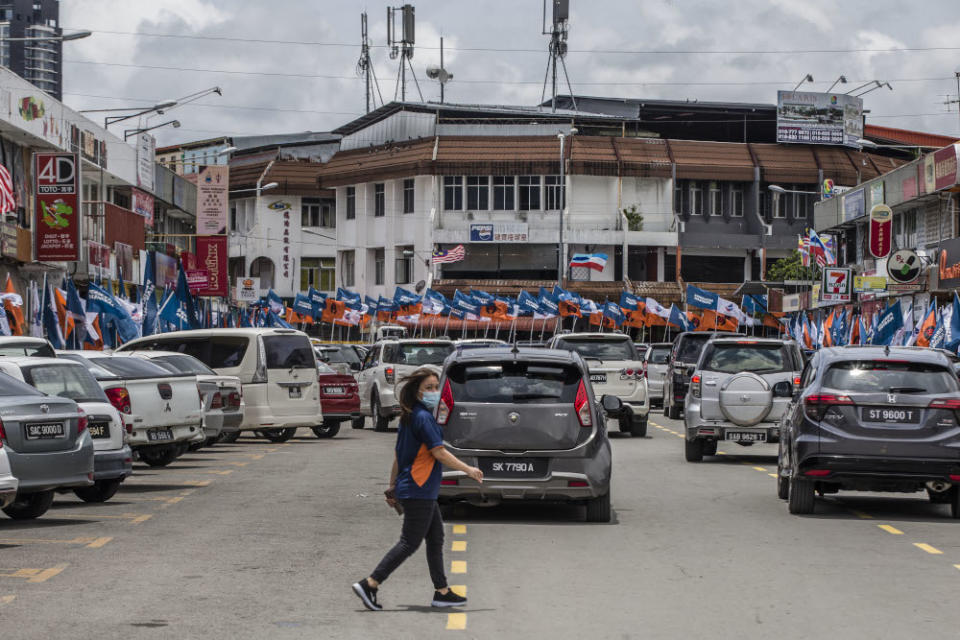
691, 374, 701, 399
440, 479, 459, 486
0, 417, 6, 449
228, 391, 242, 407
575, 380, 592, 427
105, 387, 132, 414
950, 474, 960, 482
929, 398, 960, 422
77, 409, 88, 434
210, 392, 223, 410
568, 480, 589, 487
619, 368, 643, 380
642, 361, 648, 378
252, 337, 268, 384
792, 375, 802, 393
436, 379, 454, 425
804, 469, 832, 477
384, 367, 395, 384
804, 394, 853, 421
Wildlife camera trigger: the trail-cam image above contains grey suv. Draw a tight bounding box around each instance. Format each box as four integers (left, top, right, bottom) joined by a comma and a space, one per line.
684, 337, 802, 462
663, 332, 742, 419
435, 347, 615, 522
778, 346, 960, 517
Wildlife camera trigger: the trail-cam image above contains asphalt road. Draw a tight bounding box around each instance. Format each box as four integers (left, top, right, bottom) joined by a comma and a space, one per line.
2, 414, 960, 639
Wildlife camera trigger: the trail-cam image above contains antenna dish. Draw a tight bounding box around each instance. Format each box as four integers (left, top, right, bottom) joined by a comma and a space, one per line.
415, 279, 427, 293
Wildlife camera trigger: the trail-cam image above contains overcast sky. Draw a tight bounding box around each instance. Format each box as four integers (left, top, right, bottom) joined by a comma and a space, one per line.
60, 0, 960, 146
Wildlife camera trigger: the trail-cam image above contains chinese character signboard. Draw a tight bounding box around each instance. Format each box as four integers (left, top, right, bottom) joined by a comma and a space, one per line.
196, 165, 229, 235
34, 152, 79, 261
934, 144, 959, 191
821, 267, 852, 303
469, 222, 528, 243
776, 91, 863, 147
868, 204, 892, 259
196, 235, 228, 297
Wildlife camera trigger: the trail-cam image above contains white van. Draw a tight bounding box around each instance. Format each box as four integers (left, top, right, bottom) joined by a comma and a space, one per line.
116, 328, 322, 442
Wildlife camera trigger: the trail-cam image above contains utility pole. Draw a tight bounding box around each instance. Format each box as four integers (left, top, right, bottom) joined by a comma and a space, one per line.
388, 4, 422, 102
357, 12, 382, 113
540, 0, 577, 113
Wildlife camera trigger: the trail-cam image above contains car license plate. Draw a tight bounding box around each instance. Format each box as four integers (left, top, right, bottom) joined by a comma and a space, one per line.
324, 386, 345, 395
147, 428, 174, 442
25, 422, 64, 439
289, 386, 302, 399
88, 423, 110, 439
478, 457, 546, 478
726, 432, 766, 443
590, 373, 607, 383
861, 407, 921, 424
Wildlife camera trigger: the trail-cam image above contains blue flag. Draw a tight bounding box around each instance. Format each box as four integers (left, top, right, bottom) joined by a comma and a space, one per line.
517, 290, 539, 316
266, 289, 285, 315
452, 290, 480, 315
619, 291, 639, 311
686, 284, 718, 311
742, 294, 767, 314
393, 286, 421, 306
176, 266, 201, 330
41, 282, 64, 349
86, 283, 140, 343
603, 301, 624, 326
669, 304, 692, 331
872, 302, 904, 346
264, 310, 293, 329
141, 254, 158, 336
947, 292, 960, 354
470, 289, 494, 304
293, 293, 314, 318
337, 287, 361, 306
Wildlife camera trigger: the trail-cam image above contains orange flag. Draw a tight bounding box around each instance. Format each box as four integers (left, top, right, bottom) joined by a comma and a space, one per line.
3, 275, 24, 335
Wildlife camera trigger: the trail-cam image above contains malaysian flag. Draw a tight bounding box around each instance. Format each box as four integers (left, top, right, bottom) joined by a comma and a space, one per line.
0, 164, 15, 214
432, 244, 465, 264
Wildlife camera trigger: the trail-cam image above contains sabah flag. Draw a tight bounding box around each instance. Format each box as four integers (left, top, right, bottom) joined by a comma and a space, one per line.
569, 253, 608, 271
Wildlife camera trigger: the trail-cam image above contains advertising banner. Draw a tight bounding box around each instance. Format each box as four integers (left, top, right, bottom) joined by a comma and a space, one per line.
468, 222, 528, 243
235, 277, 260, 303
88, 241, 110, 269
937, 237, 960, 290
195, 236, 228, 297
842, 188, 865, 222
131, 188, 154, 228
136, 132, 156, 193
821, 267, 852, 303
853, 276, 888, 293
197, 165, 229, 235
186, 269, 210, 293
887, 249, 921, 284
114, 242, 133, 280
34, 152, 80, 261
776, 91, 863, 147
870, 181, 884, 206
934, 144, 959, 191
155, 252, 178, 289
868, 204, 892, 259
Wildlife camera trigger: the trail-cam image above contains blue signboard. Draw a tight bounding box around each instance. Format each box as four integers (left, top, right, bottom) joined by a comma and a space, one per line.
469, 224, 494, 242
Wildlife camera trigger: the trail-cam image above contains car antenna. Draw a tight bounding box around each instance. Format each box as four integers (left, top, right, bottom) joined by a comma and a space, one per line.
511, 339, 520, 355
884, 344, 890, 356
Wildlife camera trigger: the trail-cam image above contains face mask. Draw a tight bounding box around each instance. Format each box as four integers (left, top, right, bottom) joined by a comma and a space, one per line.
421, 391, 441, 409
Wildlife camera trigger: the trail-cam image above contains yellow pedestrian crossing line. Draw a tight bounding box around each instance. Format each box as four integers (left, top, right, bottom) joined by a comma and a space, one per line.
449, 585, 467, 596
0, 595, 15, 606
451, 540, 467, 552
450, 560, 467, 574
446, 613, 467, 630
452, 524, 467, 534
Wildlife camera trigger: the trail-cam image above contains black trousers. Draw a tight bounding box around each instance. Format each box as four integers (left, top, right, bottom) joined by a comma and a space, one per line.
371, 498, 447, 590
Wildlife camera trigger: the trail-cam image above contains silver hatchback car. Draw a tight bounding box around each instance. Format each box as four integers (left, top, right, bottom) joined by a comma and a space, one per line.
435, 347, 615, 522
0, 372, 94, 519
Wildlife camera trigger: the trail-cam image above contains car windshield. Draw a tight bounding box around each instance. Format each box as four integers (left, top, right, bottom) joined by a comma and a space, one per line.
0, 342, 55, 357
87, 357, 174, 379
648, 346, 671, 364
823, 360, 959, 394
0, 370, 42, 396
701, 343, 790, 374
554, 337, 635, 361
675, 335, 712, 363
448, 362, 581, 403
263, 335, 315, 369
23, 364, 107, 403
456, 341, 504, 350
58, 354, 118, 379
150, 355, 217, 375
398, 343, 454, 366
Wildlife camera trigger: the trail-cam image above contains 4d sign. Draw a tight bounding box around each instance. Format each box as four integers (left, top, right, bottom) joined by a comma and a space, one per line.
34, 152, 80, 261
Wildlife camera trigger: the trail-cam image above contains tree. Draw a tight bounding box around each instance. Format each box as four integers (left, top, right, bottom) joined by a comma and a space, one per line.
766, 250, 818, 282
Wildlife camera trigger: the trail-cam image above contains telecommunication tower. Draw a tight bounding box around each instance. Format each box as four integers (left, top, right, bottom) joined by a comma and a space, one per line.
357, 12, 383, 113
541, 0, 577, 113
388, 4, 423, 102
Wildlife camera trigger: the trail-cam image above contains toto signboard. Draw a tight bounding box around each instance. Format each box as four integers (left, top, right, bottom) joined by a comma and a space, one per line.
34, 152, 80, 261
868, 204, 893, 258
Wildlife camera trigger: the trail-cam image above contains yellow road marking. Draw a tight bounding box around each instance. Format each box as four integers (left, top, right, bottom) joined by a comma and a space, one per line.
202, 470, 234, 475
86, 537, 112, 549
449, 585, 467, 596
52, 513, 148, 521
878, 525, 903, 535
954, 565, 960, 571
768, 473, 778, 478
452, 524, 467, 534
0, 595, 14, 606
446, 613, 467, 630
0, 536, 93, 546
752, 466, 767, 472
242, 454, 265, 460
450, 561, 467, 574
852, 510, 874, 520
914, 543, 943, 555
451, 540, 467, 552
226, 461, 248, 467
130, 514, 153, 525
716, 451, 727, 455
675, 434, 684, 438
0, 568, 39, 578
177, 480, 211, 487
28, 563, 68, 583
161, 496, 184, 508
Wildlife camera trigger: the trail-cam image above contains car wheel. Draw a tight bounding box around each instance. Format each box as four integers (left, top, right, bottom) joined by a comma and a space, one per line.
702, 439, 718, 456
585, 492, 611, 523
617, 415, 631, 433
188, 441, 205, 452
351, 416, 365, 429
776, 469, 790, 500
372, 394, 388, 432
630, 416, 648, 438
663, 403, 675, 419
220, 431, 240, 443
73, 479, 122, 503
264, 427, 296, 443
139, 446, 179, 467
684, 438, 703, 462
312, 420, 341, 439
2, 490, 55, 519
950, 487, 960, 519
788, 475, 816, 514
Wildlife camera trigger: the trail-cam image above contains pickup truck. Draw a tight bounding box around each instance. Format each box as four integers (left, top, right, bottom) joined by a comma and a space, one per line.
58, 352, 204, 467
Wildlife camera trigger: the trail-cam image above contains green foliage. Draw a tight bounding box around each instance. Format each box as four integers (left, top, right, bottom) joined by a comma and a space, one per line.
622, 205, 644, 231
766, 250, 818, 282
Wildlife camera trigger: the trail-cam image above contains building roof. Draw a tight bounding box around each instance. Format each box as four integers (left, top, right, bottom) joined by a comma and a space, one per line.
229, 151, 334, 197
862, 124, 957, 149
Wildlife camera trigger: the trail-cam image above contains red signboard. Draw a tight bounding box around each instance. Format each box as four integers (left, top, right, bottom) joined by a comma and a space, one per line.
195, 236, 228, 297
934, 145, 959, 191
186, 269, 210, 293
34, 152, 80, 261
88, 241, 110, 269
868, 204, 893, 259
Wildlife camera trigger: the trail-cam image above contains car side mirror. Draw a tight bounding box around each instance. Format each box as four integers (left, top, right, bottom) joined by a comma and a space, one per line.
601, 394, 622, 413
772, 381, 793, 398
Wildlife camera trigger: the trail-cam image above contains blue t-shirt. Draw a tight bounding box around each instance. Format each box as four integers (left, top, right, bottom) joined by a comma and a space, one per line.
394, 402, 445, 500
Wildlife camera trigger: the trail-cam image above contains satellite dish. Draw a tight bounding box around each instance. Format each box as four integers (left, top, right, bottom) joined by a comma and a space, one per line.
415, 279, 426, 293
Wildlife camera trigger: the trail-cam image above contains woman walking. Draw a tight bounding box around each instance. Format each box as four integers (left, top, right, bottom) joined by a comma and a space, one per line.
353, 367, 484, 611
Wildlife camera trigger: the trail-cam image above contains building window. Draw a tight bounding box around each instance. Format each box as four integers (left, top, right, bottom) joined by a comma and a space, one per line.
395, 246, 414, 284
689, 182, 703, 216
403, 178, 415, 214
250, 257, 275, 291
346, 186, 356, 220
374, 183, 385, 217
674, 180, 685, 215
773, 191, 787, 219
493, 176, 515, 210
709, 182, 722, 216
518, 176, 541, 211
466, 176, 489, 210
300, 258, 336, 291
301, 198, 321, 227
443, 176, 463, 211
230, 206, 238, 231
731, 185, 744, 217
374, 248, 385, 285
794, 185, 809, 219
544, 175, 564, 210
342, 251, 355, 287
321, 202, 335, 227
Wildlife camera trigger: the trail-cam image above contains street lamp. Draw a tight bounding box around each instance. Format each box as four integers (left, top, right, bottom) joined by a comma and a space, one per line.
768, 185, 820, 195
0, 29, 91, 42
557, 126, 577, 284
81, 100, 179, 129
229, 182, 278, 196
124, 119, 180, 141
826, 75, 847, 92
856, 138, 928, 154
793, 73, 814, 91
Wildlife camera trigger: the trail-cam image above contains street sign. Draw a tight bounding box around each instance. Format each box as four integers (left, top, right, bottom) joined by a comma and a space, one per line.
854, 275, 888, 292
887, 282, 924, 293
821, 267, 852, 302
868, 204, 892, 258
887, 249, 921, 284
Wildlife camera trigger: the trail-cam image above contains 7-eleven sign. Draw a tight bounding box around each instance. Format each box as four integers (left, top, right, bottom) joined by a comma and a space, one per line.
822, 267, 852, 302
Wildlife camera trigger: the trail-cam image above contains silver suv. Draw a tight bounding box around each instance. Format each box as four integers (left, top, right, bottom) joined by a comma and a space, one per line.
683, 337, 802, 462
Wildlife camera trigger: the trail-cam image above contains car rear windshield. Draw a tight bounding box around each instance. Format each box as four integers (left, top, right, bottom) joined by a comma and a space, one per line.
554, 337, 635, 361
675, 335, 712, 363
0, 342, 55, 357
316, 361, 336, 375
317, 346, 361, 366
128, 337, 249, 369
263, 335, 315, 369
701, 343, 791, 374
447, 362, 581, 403
824, 360, 959, 394
0, 371, 42, 396
23, 364, 107, 403
396, 343, 454, 366
150, 355, 217, 376
87, 357, 175, 379
648, 346, 671, 364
